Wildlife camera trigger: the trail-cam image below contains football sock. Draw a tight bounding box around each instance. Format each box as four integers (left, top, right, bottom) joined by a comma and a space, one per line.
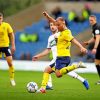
0, 52, 2, 58
41, 73, 49, 89
67, 71, 85, 82
60, 64, 77, 75
47, 74, 52, 87
96, 64, 100, 78
9, 65, 15, 80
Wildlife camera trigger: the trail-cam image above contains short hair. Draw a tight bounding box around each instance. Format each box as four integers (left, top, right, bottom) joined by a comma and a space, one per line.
0, 12, 3, 17
89, 15, 96, 20
56, 17, 65, 22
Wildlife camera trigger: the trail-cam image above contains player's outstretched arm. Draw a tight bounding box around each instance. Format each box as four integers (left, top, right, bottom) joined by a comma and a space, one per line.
72, 38, 87, 54
32, 48, 51, 61
43, 11, 56, 23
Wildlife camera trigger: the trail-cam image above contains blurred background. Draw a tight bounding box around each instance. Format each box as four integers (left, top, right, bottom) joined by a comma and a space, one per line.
0, 0, 100, 71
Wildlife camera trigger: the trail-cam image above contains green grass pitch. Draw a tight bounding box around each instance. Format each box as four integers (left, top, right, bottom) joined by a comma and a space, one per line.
0, 70, 100, 100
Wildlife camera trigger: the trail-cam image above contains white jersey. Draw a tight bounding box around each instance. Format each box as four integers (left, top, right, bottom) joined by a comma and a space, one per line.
47, 32, 60, 65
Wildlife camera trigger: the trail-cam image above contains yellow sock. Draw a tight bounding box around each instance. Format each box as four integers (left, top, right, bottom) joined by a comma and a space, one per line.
41, 73, 49, 89
60, 64, 77, 75
9, 66, 15, 80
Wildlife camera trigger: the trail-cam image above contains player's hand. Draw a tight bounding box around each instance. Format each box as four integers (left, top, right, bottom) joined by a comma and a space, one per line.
80, 47, 87, 54
32, 56, 38, 61
42, 11, 47, 16
91, 48, 96, 54
42, 11, 48, 17
82, 41, 89, 47
11, 45, 16, 54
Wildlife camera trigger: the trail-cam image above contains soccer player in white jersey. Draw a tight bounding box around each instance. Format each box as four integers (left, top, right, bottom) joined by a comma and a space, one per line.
32, 22, 89, 93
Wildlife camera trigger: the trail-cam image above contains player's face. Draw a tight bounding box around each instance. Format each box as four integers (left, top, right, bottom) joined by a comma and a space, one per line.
56, 19, 65, 31
0, 16, 3, 24
50, 22, 58, 33
89, 17, 96, 26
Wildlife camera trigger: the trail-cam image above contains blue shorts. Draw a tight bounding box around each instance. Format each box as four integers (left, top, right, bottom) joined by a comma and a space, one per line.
49, 63, 55, 68
55, 56, 71, 70
0, 47, 11, 57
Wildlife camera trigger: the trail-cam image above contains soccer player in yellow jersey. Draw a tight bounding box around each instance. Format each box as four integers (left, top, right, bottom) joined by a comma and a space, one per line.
42, 11, 87, 77
33, 22, 89, 93
0, 13, 16, 86
34, 11, 89, 93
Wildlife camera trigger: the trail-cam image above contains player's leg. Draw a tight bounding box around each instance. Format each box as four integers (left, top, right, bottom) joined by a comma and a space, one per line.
46, 74, 53, 90
46, 63, 55, 90
37, 66, 54, 93
3, 47, 16, 86
6, 56, 16, 86
60, 61, 87, 75
55, 57, 86, 77
67, 71, 89, 90
55, 58, 86, 77
55, 64, 78, 78
95, 46, 100, 84
95, 59, 100, 84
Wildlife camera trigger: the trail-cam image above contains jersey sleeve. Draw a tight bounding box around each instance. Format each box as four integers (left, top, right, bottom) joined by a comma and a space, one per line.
47, 37, 51, 49
94, 28, 100, 35
63, 30, 74, 41
7, 23, 13, 34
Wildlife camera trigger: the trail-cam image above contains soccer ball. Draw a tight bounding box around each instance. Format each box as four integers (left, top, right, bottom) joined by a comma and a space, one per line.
27, 82, 38, 93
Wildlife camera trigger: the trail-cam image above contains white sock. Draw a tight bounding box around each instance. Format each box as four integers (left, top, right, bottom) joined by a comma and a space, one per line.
47, 74, 52, 87
67, 71, 85, 82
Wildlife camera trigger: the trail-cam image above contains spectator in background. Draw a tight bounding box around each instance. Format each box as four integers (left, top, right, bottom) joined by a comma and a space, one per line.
68, 3, 92, 23
51, 7, 62, 19
20, 52, 31, 60
81, 3, 92, 22
68, 10, 76, 22
19, 33, 38, 43
84, 3, 92, 15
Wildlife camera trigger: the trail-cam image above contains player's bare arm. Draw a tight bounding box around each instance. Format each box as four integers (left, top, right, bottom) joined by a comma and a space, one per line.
9, 32, 16, 54
72, 38, 87, 53
43, 11, 56, 23
83, 37, 95, 46
32, 48, 51, 61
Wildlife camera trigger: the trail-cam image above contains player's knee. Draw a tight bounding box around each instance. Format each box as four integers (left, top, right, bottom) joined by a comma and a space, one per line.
7, 61, 13, 67
8, 62, 13, 67
56, 74, 62, 78
44, 67, 53, 74
6, 56, 13, 67
55, 72, 62, 78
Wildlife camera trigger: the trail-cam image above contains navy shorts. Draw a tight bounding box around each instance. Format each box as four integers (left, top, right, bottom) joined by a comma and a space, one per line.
49, 63, 55, 68
55, 56, 71, 70
0, 47, 11, 57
